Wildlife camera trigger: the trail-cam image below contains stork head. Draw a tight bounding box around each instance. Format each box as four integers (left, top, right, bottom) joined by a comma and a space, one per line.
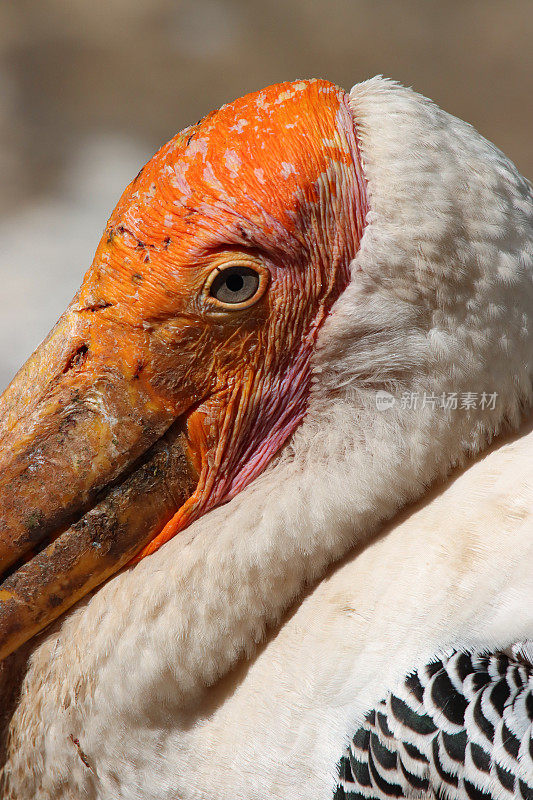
0, 79, 367, 658
0, 77, 532, 662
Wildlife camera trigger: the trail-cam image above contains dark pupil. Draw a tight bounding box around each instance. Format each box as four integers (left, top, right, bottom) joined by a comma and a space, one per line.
210, 266, 260, 305
225, 273, 244, 293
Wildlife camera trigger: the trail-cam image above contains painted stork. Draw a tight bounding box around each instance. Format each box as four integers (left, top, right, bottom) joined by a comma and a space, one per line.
0, 76, 531, 800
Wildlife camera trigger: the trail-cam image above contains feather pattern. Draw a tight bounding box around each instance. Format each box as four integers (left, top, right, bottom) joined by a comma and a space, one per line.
1, 76, 532, 800
335, 649, 533, 800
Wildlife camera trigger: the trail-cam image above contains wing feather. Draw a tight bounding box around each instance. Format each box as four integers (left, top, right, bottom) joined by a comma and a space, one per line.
335, 649, 533, 800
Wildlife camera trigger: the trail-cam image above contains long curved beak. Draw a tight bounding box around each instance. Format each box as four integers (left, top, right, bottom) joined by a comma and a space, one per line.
0, 301, 198, 661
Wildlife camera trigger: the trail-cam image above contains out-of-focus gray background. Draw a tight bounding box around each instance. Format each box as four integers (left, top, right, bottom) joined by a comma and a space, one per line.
1, 0, 532, 390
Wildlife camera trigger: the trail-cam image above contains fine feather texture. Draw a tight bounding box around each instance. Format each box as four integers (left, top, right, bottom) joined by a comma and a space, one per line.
335, 649, 533, 800
1, 77, 532, 799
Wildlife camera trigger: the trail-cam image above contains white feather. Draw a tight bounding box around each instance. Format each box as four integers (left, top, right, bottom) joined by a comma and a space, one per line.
2, 77, 532, 800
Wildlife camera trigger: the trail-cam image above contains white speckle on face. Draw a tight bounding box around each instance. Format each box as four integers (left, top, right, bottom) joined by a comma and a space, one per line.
254, 168, 265, 184
274, 89, 296, 105
164, 213, 173, 227
171, 166, 192, 197
143, 183, 156, 201
229, 118, 249, 133
186, 137, 208, 158
255, 93, 269, 111
202, 162, 225, 192
281, 162, 296, 179
224, 149, 241, 178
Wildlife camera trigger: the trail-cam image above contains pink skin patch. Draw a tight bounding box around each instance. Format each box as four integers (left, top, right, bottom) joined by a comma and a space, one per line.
80, 81, 368, 560
221, 94, 368, 498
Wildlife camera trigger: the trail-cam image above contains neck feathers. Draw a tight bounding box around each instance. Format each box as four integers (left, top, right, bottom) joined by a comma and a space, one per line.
3, 77, 533, 797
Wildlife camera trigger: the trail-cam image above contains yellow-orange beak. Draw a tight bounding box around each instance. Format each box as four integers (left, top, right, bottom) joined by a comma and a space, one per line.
0, 300, 199, 660
0, 78, 366, 661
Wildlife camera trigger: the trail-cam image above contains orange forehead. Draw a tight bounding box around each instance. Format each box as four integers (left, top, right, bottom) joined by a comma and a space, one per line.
80, 79, 357, 319
120, 78, 350, 225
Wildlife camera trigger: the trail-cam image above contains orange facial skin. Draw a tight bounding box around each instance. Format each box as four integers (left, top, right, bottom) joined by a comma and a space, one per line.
0, 79, 367, 659
82, 79, 368, 557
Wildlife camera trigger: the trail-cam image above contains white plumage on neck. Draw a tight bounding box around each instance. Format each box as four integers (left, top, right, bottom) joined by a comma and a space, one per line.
3, 77, 533, 799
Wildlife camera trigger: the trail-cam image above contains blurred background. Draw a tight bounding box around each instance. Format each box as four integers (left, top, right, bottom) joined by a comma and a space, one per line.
1, 0, 532, 390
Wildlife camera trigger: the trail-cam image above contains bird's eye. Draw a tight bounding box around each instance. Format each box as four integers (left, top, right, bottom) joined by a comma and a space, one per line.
205, 262, 268, 310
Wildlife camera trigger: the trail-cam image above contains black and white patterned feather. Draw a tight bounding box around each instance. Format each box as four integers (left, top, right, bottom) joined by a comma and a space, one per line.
334, 649, 533, 800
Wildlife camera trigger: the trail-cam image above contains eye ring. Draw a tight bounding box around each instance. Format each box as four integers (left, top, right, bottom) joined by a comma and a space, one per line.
203, 260, 269, 310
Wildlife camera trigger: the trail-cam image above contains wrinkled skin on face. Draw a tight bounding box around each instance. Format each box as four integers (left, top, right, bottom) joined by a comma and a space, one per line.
0, 79, 367, 657
82, 78, 367, 554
